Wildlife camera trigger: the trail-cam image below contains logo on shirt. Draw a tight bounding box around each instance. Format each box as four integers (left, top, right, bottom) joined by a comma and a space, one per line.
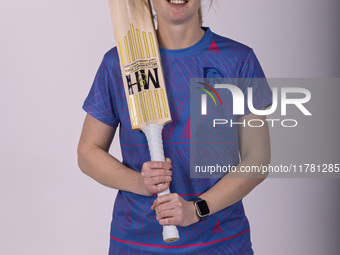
203, 67, 224, 80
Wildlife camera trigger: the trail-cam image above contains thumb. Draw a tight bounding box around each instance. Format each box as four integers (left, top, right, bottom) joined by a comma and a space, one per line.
151, 200, 157, 210
165, 158, 172, 169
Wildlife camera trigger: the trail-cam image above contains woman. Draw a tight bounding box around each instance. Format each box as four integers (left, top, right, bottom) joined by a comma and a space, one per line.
78, 0, 272, 254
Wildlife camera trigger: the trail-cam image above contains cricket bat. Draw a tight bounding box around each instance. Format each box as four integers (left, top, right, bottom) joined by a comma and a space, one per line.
108, 0, 179, 242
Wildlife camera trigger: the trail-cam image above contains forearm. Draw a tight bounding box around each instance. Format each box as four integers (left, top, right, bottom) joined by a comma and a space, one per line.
199, 114, 271, 215
78, 145, 142, 195
199, 158, 269, 215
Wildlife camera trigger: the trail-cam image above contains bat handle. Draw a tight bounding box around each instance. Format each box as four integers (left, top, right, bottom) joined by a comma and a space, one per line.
157, 187, 180, 242
143, 124, 180, 242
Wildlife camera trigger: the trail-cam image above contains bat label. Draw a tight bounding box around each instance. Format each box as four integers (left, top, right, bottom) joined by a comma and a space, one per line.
126, 68, 161, 95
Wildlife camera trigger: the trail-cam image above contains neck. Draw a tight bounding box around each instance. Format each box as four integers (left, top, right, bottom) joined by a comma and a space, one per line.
156, 20, 204, 50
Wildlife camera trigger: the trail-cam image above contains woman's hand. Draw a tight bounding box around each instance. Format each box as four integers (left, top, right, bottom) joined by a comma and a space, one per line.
151, 193, 200, 227
137, 158, 173, 196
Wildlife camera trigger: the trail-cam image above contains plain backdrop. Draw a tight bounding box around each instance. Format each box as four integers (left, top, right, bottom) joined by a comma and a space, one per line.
1, 0, 339, 254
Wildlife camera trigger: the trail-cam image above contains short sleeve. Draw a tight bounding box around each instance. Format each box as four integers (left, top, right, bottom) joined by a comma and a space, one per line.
238, 49, 272, 116
82, 58, 120, 127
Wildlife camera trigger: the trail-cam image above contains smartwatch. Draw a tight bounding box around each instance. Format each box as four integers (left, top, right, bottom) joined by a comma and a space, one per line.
191, 197, 210, 222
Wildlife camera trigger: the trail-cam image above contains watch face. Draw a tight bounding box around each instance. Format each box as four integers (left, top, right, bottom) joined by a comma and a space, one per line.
196, 200, 210, 216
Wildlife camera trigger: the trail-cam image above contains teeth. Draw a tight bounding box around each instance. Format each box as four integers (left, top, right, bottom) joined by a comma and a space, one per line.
168, 0, 187, 4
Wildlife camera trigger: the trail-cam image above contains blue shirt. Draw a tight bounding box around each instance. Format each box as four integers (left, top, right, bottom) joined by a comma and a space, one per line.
83, 27, 272, 254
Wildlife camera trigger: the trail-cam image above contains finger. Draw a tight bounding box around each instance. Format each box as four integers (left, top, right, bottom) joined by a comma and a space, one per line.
145, 161, 171, 170
164, 158, 172, 169
155, 182, 170, 194
159, 215, 181, 226
165, 158, 172, 169
146, 176, 172, 186
155, 200, 178, 215
151, 201, 157, 210
143, 169, 172, 178
146, 181, 170, 195
155, 193, 176, 205
156, 208, 178, 221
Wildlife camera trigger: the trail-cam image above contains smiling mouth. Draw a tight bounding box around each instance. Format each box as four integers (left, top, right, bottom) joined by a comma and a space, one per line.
167, 0, 189, 5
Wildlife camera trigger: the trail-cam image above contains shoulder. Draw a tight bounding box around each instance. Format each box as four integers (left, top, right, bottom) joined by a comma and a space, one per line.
101, 47, 120, 69
96, 47, 123, 79
205, 28, 253, 57
202, 28, 265, 77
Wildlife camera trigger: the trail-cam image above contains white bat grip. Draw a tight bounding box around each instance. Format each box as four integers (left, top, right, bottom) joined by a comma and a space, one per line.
142, 124, 180, 242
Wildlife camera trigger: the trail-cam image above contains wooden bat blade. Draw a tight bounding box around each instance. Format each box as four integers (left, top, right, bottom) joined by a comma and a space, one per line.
109, 0, 172, 130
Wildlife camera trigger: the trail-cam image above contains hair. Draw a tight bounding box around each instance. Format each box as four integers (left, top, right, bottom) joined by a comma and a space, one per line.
198, 7, 203, 26
143, 0, 213, 27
